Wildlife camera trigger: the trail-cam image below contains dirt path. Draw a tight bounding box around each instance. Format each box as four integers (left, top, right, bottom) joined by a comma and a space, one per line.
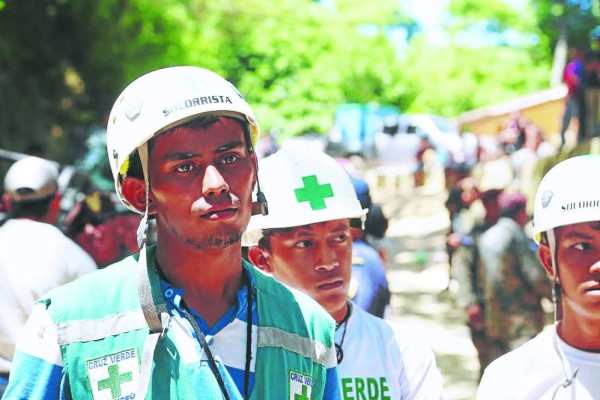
366, 166, 479, 400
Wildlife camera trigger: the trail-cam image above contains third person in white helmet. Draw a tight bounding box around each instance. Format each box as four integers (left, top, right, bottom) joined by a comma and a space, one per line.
244, 147, 444, 400
477, 155, 600, 399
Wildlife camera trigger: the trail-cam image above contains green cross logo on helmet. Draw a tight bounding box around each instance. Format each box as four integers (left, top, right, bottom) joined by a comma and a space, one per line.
294, 175, 334, 210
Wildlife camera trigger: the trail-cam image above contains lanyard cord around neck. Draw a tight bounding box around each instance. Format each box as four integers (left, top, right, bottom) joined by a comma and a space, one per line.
180, 271, 253, 400
551, 326, 579, 400
335, 301, 352, 364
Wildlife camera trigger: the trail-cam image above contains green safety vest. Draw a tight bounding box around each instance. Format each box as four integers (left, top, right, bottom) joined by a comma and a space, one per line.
41, 245, 336, 399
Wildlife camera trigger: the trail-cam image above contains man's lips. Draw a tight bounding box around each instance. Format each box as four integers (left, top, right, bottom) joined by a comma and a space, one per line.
199, 205, 238, 220
201, 208, 237, 221
584, 283, 600, 293
318, 279, 344, 291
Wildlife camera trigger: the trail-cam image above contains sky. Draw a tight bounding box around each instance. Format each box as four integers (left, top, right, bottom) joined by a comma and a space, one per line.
402, 0, 532, 47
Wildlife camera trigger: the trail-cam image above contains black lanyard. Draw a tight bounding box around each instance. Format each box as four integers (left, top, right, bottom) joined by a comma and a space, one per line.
179, 271, 253, 400
335, 301, 352, 364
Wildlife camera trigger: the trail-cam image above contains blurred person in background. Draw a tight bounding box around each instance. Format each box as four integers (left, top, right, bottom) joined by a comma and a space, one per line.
559, 47, 586, 148
475, 191, 551, 366
451, 187, 503, 379
0, 157, 96, 396
478, 156, 600, 399
63, 190, 140, 268
510, 123, 557, 191
499, 113, 529, 155
444, 175, 480, 290
348, 175, 391, 319
245, 148, 443, 399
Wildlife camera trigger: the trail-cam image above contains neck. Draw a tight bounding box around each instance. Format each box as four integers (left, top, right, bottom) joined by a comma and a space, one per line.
333, 301, 351, 325
557, 308, 600, 352
156, 241, 244, 327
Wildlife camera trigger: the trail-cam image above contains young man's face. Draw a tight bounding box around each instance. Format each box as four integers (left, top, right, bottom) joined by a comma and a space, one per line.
141, 117, 256, 250
252, 219, 353, 322
547, 221, 600, 320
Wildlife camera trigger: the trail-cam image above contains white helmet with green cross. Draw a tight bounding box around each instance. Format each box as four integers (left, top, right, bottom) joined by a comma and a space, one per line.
243, 147, 367, 246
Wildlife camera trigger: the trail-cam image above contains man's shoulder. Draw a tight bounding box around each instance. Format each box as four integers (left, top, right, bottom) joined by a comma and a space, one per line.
42, 255, 138, 304
249, 265, 333, 319
352, 240, 380, 262
480, 218, 521, 245
479, 328, 561, 398
1, 218, 63, 238
351, 306, 423, 350
483, 327, 555, 377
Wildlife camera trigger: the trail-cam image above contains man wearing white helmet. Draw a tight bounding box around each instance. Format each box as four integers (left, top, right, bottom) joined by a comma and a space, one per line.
477, 155, 600, 399
245, 147, 444, 400
0, 156, 96, 396
5, 67, 340, 399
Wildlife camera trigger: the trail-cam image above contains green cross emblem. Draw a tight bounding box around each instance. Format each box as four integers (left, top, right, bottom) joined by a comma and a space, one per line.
97, 364, 132, 398
295, 384, 310, 400
294, 175, 334, 210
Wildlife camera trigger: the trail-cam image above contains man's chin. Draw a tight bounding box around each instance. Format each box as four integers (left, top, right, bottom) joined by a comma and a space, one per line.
184, 230, 243, 250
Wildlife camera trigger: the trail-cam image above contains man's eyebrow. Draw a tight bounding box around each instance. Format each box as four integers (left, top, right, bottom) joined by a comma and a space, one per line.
216, 140, 245, 154
288, 222, 349, 237
161, 152, 198, 162
563, 231, 594, 240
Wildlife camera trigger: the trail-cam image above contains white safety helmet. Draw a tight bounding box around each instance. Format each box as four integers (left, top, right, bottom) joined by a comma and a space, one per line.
106, 66, 260, 213
243, 147, 367, 246
4, 156, 59, 202
533, 155, 600, 244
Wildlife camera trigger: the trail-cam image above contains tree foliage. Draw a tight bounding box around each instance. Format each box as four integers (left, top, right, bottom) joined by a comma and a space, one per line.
0, 0, 588, 163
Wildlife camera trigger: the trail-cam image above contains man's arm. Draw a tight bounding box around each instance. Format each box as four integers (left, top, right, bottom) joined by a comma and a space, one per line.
3, 303, 66, 399
322, 365, 341, 399
452, 239, 479, 309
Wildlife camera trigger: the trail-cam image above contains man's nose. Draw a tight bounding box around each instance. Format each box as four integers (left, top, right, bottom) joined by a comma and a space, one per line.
315, 244, 339, 272
202, 165, 229, 196
589, 259, 600, 276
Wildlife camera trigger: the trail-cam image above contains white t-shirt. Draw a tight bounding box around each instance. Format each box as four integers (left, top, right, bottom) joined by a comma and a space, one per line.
336, 303, 443, 400
0, 219, 96, 373
478, 325, 600, 399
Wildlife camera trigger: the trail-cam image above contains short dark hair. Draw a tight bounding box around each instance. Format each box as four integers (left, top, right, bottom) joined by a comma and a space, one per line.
501, 202, 526, 219
8, 195, 55, 219
257, 227, 294, 252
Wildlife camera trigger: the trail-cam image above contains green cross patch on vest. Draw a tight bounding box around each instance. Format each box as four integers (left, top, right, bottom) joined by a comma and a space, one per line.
289, 369, 314, 400
87, 348, 139, 400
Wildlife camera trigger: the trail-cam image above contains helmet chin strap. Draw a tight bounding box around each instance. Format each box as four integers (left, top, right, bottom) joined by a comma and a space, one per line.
251, 155, 268, 216
136, 142, 151, 249
547, 229, 563, 322
132, 141, 171, 399
252, 180, 269, 216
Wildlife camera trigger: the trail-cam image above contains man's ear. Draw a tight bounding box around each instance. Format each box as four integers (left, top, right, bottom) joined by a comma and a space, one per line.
121, 177, 155, 214
247, 246, 274, 274
2, 193, 11, 213
538, 243, 555, 279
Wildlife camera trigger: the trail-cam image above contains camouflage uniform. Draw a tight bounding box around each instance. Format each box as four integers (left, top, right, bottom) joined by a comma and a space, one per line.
477, 217, 551, 362
451, 221, 494, 377
453, 216, 551, 377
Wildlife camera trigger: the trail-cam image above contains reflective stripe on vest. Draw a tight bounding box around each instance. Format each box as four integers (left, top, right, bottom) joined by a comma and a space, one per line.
257, 326, 336, 369
55, 311, 337, 370
56, 310, 147, 346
